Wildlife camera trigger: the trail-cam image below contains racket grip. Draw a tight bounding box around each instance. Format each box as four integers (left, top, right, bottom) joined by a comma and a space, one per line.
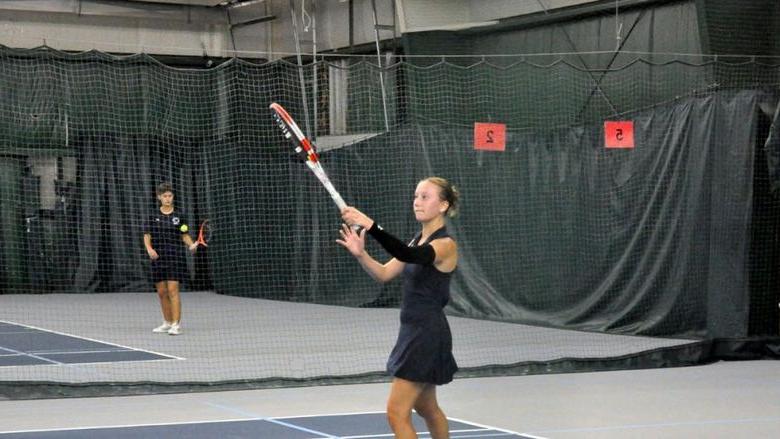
305, 161, 359, 230
309, 162, 347, 211
329, 191, 347, 211
325, 187, 360, 231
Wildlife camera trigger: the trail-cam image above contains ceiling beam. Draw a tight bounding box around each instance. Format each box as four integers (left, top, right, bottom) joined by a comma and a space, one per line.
0, 0, 226, 25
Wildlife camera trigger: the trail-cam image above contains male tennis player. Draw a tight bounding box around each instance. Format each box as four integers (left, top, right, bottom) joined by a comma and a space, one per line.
338, 177, 460, 439
143, 182, 197, 336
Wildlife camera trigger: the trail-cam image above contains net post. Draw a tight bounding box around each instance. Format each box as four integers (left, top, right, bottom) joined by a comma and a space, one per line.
288, 0, 313, 138
371, 0, 391, 132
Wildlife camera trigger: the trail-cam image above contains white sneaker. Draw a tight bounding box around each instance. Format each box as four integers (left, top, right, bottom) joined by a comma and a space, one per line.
152, 322, 172, 333
168, 323, 181, 336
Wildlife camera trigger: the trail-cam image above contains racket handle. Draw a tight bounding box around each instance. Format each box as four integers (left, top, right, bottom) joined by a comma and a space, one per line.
323, 184, 360, 231
328, 189, 347, 211
308, 161, 346, 211
305, 158, 359, 230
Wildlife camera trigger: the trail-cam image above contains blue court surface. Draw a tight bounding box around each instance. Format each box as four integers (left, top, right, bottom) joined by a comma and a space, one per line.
0, 321, 177, 366
0, 412, 541, 438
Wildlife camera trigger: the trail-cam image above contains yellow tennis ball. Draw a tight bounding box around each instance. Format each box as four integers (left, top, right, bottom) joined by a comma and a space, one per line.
180, 224, 189, 233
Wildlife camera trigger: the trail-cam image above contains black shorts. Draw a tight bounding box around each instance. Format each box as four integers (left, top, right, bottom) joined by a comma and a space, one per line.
151, 253, 188, 283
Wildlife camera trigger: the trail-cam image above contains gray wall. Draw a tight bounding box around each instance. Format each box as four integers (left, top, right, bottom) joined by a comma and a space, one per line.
0, 0, 602, 58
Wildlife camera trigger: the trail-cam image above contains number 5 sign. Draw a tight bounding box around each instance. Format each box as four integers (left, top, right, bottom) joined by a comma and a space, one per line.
604, 121, 634, 149
474, 122, 506, 151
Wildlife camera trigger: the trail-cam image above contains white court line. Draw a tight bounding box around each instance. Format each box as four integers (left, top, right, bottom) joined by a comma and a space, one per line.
0, 345, 63, 365
336, 432, 521, 439
0, 347, 131, 357
28, 349, 133, 355
448, 415, 546, 439
0, 358, 182, 370
0, 409, 526, 438
449, 434, 521, 438
258, 409, 532, 439
338, 428, 492, 438
0, 319, 183, 361
204, 402, 338, 438
0, 417, 264, 435
273, 410, 389, 419
276, 410, 529, 438
526, 416, 780, 434
329, 435, 396, 439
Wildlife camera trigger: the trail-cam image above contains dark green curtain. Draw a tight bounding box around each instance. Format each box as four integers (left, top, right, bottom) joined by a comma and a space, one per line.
321, 91, 763, 338
0, 47, 775, 339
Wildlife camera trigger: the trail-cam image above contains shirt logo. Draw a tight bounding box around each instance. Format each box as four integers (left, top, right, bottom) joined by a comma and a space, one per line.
172, 217, 180, 225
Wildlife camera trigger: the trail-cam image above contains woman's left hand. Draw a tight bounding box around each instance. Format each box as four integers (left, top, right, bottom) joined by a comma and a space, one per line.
340, 206, 374, 230
336, 223, 367, 258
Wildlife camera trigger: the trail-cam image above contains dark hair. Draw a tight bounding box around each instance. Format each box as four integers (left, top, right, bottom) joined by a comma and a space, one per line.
156, 182, 173, 196
422, 177, 460, 218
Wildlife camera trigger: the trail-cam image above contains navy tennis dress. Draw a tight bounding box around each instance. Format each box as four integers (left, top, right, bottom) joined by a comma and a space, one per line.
144, 209, 189, 283
386, 226, 458, 385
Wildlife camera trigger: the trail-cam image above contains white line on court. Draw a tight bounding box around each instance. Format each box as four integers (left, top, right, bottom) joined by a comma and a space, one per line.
0, 319, 183, 361
451, 434, 522, 438
274, 410, 532, 438
526, 416, 780, 434
271, 410, 390, 419
0, 345, 63, 365
0, 407, 528, 438
204, 401, 338, 438
27, 349, 130, 355
448, 415, 546, 439
339, 428, 491, 438
0, 357, 180, 369
0, 417, 262, 435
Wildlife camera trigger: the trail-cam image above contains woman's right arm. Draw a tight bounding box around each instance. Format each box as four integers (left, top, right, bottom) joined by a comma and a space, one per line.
143, 233, 158, 259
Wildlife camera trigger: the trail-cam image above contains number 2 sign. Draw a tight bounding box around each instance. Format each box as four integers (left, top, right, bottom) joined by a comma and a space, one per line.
474, 122, 506, 151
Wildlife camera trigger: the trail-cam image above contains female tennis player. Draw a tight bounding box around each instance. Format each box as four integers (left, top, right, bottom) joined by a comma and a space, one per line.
143, 182, 197, 336
337, 177, 460, 439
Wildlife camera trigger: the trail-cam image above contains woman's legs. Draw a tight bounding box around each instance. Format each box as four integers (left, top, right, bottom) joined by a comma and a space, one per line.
414, 384, 449, 439
155, 281, 172, 323
165, 280, 181, 324
387, 378, 425, 438
154, 280, 181, 334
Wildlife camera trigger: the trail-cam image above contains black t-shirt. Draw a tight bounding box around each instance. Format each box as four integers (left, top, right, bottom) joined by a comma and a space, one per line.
144, 209, 189, 258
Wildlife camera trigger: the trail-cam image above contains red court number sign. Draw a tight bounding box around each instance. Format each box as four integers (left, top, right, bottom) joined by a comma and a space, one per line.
474, 122, 506, 151
604, 121, 634, 149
